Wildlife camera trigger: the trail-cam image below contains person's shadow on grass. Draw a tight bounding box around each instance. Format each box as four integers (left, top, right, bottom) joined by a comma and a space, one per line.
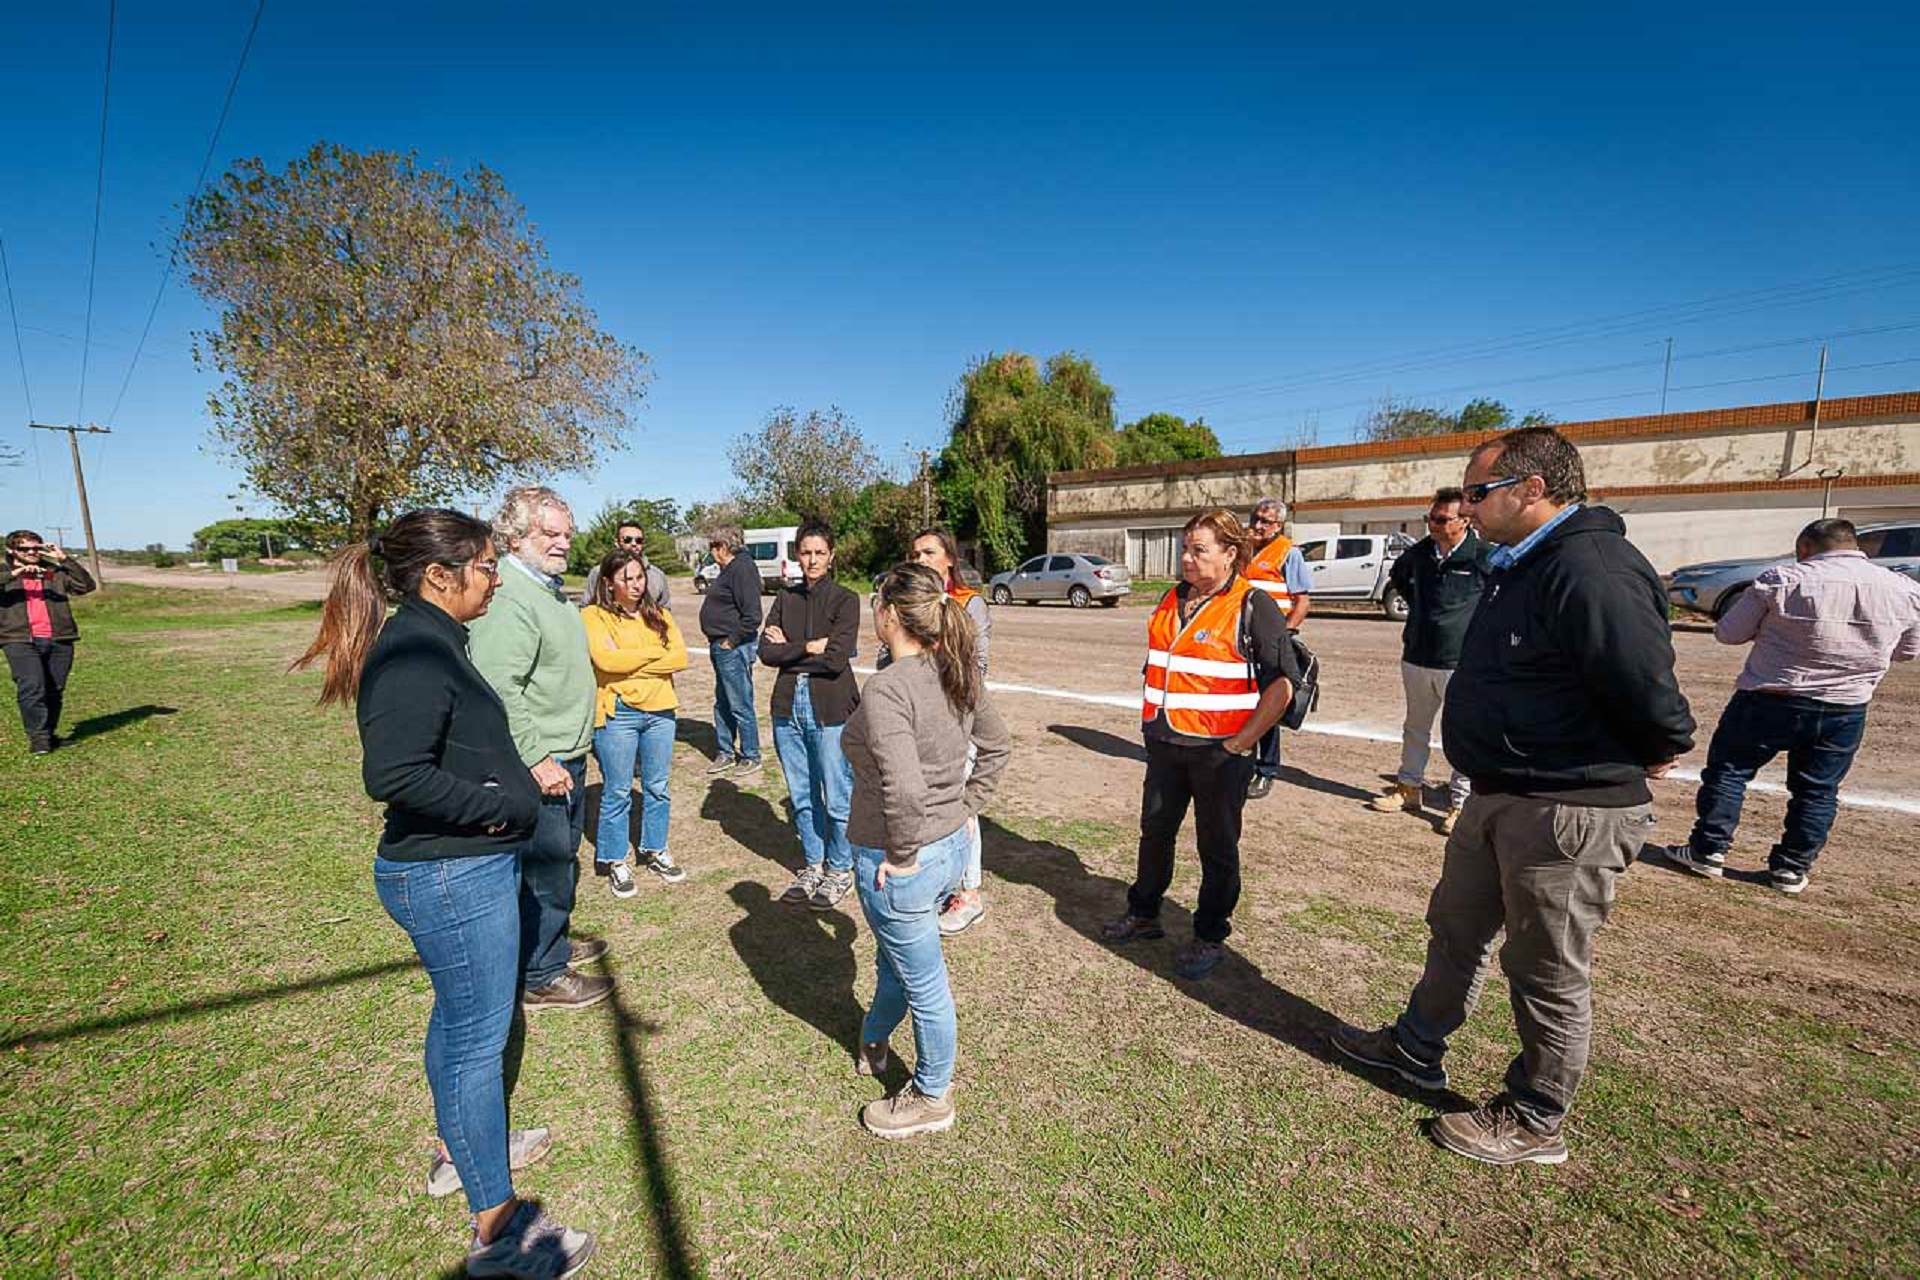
61, 703, 177, 745
701, 778, 802, 871
726, 881, 896, 1084
980, 817, 1475, 1111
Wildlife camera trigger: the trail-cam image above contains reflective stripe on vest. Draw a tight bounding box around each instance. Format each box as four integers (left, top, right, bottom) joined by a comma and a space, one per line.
1244, 534, 1293, 616
1141, 578, 1259, 738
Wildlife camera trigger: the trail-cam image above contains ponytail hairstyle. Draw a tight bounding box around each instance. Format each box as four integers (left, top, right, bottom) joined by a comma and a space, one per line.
593, 547, 670, 644
876, 561, 980, 715
1182, 508, 1255, 575
292, 507, 496, 707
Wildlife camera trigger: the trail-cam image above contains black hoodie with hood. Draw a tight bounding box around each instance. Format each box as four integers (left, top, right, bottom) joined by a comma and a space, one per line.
1442, 505, 1695, 806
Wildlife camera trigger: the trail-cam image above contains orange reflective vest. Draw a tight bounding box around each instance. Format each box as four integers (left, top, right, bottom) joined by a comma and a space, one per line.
1244, 534, 1294, 616
1141, 577, 1261, 739
948, 579, 979, 607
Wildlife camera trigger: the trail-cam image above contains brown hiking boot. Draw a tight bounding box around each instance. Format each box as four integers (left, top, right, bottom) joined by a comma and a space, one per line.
1368, 782, 1421, 814
860, 1083, 955, 1139
522, 969, 613, 1013
1437, 806, 1462, 836
1430, 1097, 1568, 1166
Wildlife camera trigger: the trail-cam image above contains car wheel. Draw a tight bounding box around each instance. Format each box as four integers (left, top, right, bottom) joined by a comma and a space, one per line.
1068, 585, 1091, 609
992, 585, 1012, 605
1383, 586, 1409, 622
1711, 583, 1750, 621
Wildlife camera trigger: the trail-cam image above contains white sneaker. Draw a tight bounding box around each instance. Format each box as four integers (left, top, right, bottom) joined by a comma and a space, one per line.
606, 862, 638, 899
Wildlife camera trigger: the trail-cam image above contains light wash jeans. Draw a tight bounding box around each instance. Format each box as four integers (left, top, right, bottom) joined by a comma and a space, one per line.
856, 826, 969, 1097
1398, 661, 1470, 809
593, 699, 676, 860
772, 676, 854, 872
710, 640, 761, 763
373, 850, 522, 1212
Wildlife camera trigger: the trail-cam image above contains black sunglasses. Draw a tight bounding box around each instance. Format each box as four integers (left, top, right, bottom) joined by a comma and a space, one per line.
1462, 476, 1525, 504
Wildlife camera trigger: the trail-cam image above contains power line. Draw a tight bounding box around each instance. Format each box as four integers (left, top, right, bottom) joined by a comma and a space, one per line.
1138, 263, 1920, 414
76, 0, 116, 423
1206, 319, 1920, 445
0, 230, 34, 422
106, 0, 265, 427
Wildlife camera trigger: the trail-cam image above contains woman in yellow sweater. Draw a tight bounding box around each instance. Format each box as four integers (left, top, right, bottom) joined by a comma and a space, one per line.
582, 549, 690, 898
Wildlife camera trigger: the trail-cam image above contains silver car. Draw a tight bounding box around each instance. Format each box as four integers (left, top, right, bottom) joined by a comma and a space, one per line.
989, 553, 1132, 608
1666, 521, 1920, 619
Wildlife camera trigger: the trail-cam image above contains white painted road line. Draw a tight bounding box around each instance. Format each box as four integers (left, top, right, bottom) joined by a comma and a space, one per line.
686, 648, 1920, 817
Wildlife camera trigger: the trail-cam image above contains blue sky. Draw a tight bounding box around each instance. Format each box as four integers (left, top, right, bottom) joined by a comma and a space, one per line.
3, 1, 1917, 547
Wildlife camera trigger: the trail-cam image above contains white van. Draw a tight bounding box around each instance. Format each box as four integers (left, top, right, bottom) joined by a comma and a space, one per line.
742, 526, 804, 593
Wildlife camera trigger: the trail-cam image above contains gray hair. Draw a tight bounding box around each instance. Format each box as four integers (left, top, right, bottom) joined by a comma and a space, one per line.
1252, 497, 1287, 521
494, 485, 573, 549
705, 524, 744, 552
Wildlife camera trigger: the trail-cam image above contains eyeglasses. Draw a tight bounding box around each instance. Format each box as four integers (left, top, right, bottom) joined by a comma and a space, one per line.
13, 544, 45, 553
1250, 516, 1279, 528
1462, 477, 1525, 504
1424, 513, 1463, 525
617, 534, 645, 545
465, 559, 501, 580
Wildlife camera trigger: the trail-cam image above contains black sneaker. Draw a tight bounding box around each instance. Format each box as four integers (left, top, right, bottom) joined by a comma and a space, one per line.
1663, 843, 1725, 879
1247, 773, 1273, 800
1769, 867, 1810, 895
601, 862, 638, 899
1175, 940, 1226, 979
1328, 1023, 1449, 1091
640, 849, 686, 884
465, 1200, 595, 1278
27, 738, 51, 756
1100, 913, 1165, 944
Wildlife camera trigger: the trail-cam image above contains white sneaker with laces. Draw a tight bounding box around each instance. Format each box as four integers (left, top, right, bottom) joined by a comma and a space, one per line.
606, 862, 638, 899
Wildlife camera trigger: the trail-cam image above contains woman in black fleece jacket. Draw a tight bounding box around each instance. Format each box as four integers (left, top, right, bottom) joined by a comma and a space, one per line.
293, 509, 594, 1279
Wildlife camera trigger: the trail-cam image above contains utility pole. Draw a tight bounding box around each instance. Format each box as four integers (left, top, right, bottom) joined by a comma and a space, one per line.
919, 448, 932, 526
48, 525, 71, 547
28, 422, 109, 587
1658, 338, 1674, 413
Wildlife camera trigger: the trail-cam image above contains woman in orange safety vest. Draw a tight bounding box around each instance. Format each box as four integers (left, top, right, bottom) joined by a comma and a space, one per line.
1103, 508, 1301, 980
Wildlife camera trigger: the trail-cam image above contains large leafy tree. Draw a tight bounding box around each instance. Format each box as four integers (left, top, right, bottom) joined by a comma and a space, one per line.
180, 141, 648, 544
936, 351, 1116, 571
1360, 396, 1554, 442
569, 496, 683, 575
190, 517, 321, 558
1113, 412, 1222, 465
726, 406, 878, 526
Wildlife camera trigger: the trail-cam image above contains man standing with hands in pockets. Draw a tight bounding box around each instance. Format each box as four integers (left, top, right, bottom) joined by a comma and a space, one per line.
470, 486, 612, 1013
1332, 428, 1693, 1166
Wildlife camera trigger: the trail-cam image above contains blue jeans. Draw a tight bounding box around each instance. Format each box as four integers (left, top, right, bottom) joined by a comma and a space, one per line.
710, 641, 761, 763
521, 754, 586, 991
856, 827, 968, 1097
1687, 690, 1868, 876
374, 851, 522, 1213
772, 677, 853, 872
593, 701, 676, 860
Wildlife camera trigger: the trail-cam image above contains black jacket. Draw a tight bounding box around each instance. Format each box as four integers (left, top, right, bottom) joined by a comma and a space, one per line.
357, 596, 543, 861
699, 553, 764, 646
1442, 506, 1695, 806
759, 578, 861, 725
0, 558, 96, 643
1388, 531, 1493, 669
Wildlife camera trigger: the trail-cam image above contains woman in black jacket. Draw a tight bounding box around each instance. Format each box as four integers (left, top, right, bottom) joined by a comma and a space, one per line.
294, 509, 594, 1279
759, 522, 862, 910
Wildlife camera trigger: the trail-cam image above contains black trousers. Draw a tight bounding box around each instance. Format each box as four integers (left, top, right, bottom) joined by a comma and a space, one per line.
1129, 736, 1255, 943
4, 639, 75, 746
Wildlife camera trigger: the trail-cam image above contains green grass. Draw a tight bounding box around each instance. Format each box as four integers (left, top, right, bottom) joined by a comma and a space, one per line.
0, 587, 1915, 1276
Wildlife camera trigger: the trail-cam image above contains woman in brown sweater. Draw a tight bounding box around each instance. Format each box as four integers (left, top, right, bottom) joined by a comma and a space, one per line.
841, 562, 1010, 1139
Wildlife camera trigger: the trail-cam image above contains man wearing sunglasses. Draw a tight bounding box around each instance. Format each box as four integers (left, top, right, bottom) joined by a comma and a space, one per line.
2, 530, 97, 755
1241, 498, 1311, 798
579, 520, 670, 612
1333, 427, 1694, 1167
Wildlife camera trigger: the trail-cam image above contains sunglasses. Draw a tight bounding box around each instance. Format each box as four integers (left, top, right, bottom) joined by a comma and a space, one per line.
1462, 476, 1525, 504
1424, 514, 1462, 525
618, 534, 645, 544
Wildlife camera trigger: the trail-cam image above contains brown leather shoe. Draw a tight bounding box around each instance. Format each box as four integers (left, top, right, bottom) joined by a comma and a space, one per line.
1100, 913, 1165, 944
1430, 1097, 1568, 1165
521, 969, 613, 1013
568, 937, 609, 967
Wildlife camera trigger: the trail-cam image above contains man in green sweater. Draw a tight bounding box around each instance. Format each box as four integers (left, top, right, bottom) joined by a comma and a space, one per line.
469, 486, 611, 1012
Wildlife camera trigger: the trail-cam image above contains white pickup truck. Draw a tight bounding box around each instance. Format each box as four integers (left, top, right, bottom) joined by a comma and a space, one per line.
1294, 532, 1415, 619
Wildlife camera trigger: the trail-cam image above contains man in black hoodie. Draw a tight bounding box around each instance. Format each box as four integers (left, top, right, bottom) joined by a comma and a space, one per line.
1333, 427, 1694, 1166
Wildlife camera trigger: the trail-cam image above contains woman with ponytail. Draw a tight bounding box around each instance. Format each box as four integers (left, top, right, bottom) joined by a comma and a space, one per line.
841, 562, 1011, 1139
294, 509, 595, 1277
